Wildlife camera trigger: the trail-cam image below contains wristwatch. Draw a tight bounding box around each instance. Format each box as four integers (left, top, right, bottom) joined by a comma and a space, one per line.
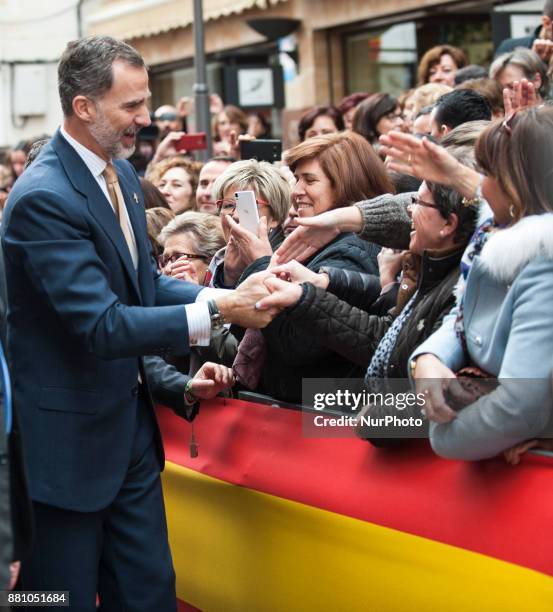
183, 378, 198, 406
207, 299, 226, 330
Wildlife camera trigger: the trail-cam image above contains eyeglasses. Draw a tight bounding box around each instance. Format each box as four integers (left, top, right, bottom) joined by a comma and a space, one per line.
215, 197, 269, 215
501, 111, 518, 135
155, 112, 178, 121
384, 112, 404, 121
410, 196, 441, 210
157, 252, 206, 268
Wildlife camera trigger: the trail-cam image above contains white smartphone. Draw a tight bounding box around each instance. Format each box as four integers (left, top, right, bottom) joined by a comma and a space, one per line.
235, 190, 260, 234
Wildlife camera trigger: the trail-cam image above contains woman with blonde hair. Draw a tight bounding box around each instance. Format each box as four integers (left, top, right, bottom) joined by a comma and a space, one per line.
409, 83, 453, 123
209, 158, 291, 288
147, 157, 202, 214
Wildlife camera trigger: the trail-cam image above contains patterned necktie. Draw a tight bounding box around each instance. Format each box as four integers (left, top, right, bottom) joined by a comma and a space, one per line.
102, 162, 138, 269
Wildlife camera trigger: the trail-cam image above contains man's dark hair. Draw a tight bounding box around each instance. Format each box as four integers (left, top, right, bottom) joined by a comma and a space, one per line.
58, 35, 145, 117
454, 64, 488, 85
434, 89, 492, 131
416, 105, 434, 119
545, 0, 553, 20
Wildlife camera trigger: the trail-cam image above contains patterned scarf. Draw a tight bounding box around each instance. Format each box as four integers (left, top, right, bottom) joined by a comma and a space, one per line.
454, 218, 497, 349
365, 293, 418, 381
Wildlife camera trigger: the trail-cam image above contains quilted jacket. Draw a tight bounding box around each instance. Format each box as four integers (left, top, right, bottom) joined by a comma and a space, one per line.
284, 244, 465, 379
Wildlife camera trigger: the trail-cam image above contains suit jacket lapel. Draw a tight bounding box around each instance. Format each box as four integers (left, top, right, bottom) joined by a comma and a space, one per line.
51, 131, 142, 302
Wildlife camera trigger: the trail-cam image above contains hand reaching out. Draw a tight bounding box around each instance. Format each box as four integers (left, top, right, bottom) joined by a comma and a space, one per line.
379, 131, 461, 186
189, 362, 235, 400
270, 259, 329, 289
216, 270, 280, 328
274, 210, 344, 264
256, 276, 303, 311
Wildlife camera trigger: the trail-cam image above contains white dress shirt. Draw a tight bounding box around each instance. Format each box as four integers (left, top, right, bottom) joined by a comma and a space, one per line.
59, 126, 229, 346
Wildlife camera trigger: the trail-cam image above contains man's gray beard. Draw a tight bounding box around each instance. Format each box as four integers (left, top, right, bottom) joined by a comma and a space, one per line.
89, 113, 135, 160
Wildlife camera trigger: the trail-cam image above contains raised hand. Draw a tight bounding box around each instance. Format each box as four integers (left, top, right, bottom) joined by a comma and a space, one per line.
274, 208, 351, 264
166, 256, 200, 284
503, 78, 538, 116
152, 131, 185, 163
532, 38, 553, 62
379, 131, 461, 186
177, 96, 194, 118
209, 93, 224, 115
226, 215, 272, 264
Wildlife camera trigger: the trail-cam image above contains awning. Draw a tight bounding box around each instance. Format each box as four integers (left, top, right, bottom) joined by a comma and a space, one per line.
87, 0, 289, 40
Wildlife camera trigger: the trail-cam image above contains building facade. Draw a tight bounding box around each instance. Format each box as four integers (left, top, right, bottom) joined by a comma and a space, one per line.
0, 0, 545, 148
85, 0, 544, 142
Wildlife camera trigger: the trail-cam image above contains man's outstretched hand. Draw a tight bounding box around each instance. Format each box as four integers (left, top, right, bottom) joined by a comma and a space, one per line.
216, 270, 281, 329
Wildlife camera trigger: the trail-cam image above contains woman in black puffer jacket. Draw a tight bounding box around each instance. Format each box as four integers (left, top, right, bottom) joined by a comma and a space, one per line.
260, 124, 487, 390
234, 131, 395, 402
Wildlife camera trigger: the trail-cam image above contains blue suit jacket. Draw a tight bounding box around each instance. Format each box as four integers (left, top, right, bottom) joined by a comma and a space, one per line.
1, 130, 203, 511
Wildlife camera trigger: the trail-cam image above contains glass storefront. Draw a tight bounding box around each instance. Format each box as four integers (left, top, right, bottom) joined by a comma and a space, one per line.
150, 62, 224, 113
344, 14, 493, 97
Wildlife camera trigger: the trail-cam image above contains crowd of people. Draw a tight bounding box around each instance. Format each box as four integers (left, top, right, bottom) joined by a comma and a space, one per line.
3, 2, 553, 605
2, 15, 553, 462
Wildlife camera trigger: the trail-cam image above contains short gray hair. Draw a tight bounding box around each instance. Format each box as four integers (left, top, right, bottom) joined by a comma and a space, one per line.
58, 35, 145, 117
212, 159, 291, 226
489, 48, 549, 97
158, 211, 225, 260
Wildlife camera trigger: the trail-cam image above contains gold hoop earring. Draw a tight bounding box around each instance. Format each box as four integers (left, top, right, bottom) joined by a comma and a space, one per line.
509, 205, 515, 219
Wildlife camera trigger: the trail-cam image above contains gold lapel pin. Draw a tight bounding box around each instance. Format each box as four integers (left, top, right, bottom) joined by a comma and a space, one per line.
133, 193, 139, 204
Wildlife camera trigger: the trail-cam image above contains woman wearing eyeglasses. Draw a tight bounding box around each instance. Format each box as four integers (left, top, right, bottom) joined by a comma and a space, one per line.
377, 106, 553, 460
207, 159, 291, 289
157, 212, 225, 286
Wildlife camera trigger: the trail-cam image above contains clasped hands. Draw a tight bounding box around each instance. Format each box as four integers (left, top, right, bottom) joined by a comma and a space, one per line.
217, 259, 328, 331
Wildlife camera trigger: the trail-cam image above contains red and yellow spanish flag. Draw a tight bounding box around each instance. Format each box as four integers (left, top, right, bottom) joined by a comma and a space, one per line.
156, 398, 553, 611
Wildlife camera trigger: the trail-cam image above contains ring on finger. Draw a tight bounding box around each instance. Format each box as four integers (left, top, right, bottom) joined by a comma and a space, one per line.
408, 154, 413, 164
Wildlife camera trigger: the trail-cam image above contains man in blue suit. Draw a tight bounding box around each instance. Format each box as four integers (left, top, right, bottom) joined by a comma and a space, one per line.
2, 36, 274, 611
